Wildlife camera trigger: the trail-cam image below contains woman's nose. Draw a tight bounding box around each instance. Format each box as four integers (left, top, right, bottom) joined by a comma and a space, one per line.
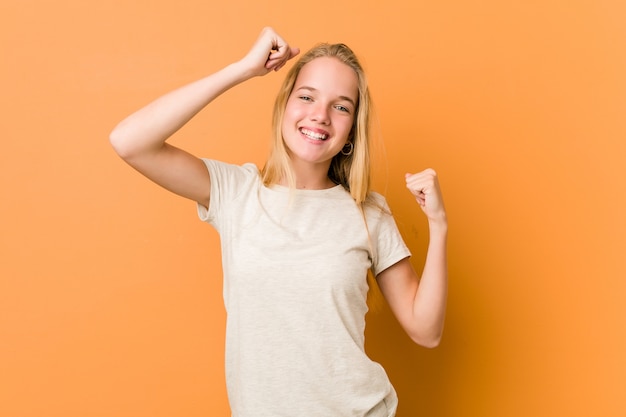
309, 103, 330, 124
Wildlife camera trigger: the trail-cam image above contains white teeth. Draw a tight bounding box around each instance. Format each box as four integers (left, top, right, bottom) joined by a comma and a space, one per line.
300, 128, 328, 140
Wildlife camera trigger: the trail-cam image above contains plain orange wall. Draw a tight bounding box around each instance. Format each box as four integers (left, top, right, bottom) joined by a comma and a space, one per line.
2, 1, 625, 416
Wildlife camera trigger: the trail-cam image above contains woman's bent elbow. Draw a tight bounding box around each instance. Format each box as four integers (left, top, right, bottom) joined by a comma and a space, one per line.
109, 127, 143, 161
109, 128, 129, 158
410, 329, 443, 349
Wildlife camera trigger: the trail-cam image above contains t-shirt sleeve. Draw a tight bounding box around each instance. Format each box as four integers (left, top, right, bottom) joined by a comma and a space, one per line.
196, 159, 259, 229
369, 196, 412, 276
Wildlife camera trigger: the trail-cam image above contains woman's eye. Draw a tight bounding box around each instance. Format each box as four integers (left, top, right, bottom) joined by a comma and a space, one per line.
299, 96, 312, 102
335, 105, 350, 113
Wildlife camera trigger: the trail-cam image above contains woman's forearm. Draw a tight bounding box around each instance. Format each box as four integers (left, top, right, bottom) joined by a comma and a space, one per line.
412, 220, 448, 346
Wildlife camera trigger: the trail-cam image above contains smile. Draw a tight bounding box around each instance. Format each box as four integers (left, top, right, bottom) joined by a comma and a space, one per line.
300, 128, 329, 141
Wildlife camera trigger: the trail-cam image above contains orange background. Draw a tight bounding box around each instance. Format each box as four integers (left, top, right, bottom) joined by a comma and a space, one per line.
2, 1, 625, 416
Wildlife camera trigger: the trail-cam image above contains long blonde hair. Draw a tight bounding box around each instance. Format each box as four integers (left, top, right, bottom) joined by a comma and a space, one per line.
261, 43, 385, 308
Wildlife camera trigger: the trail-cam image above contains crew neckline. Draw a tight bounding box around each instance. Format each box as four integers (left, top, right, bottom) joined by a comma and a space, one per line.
266, 183, 345, 196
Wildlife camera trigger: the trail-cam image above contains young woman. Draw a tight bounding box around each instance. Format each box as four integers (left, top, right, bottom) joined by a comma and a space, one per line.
110, 27, 447, 417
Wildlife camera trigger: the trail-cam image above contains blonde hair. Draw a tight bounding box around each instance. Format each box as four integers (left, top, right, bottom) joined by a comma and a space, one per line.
261, 43, 385, 308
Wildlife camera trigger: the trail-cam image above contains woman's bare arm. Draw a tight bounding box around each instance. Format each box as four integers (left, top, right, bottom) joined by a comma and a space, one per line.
377, 169, 448, 347
109, 27, 299, 208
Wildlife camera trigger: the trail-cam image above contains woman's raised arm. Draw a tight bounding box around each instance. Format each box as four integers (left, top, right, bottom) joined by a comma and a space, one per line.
377, 169, 448, 348
109, 27, 299, 208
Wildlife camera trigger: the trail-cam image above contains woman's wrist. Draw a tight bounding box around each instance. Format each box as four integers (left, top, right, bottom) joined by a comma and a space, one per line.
428, 216, 448, 236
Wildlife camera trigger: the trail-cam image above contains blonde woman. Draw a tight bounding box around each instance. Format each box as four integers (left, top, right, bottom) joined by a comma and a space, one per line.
110, 26, 447, 417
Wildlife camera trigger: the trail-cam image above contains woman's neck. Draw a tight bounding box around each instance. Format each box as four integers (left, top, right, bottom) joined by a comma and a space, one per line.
281, 161, 336, 190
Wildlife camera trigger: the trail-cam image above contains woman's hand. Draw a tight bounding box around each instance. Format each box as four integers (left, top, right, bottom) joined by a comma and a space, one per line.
238, 27, 300, 77
405, 169, 447, 226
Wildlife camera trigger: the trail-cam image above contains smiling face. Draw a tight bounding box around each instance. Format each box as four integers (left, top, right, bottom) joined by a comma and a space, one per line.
281, 56, 359, 172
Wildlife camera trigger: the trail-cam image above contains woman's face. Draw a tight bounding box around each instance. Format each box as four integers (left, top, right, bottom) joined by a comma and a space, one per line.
281, 57, 358, 170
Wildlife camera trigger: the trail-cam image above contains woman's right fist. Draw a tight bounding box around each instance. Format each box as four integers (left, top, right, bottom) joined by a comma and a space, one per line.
238, 27, 300, 77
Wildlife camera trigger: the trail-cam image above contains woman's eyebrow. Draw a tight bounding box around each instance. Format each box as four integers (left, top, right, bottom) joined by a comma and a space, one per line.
296, 86, 356, 107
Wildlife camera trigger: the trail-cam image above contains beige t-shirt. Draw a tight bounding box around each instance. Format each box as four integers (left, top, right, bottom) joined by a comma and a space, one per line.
198, 159, 411, 417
